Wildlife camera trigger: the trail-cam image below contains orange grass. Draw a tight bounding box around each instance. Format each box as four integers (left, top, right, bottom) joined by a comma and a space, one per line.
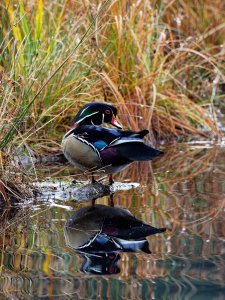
0, 0, 225, 202
0, 0, 225, 155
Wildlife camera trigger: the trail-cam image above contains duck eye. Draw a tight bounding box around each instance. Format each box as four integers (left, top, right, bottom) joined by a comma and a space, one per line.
105, 109, 111, 115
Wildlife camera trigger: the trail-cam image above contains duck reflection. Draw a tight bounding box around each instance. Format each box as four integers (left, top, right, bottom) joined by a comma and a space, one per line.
64, 202, 166, 274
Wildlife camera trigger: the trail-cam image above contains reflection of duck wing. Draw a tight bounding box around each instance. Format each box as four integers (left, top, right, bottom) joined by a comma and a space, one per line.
113, 238, 151, 254
102, 214, 166, 239
69, 204, 166, 239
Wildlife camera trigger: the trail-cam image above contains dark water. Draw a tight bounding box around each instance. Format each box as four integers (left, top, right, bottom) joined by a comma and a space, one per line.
1, 144, 225, 299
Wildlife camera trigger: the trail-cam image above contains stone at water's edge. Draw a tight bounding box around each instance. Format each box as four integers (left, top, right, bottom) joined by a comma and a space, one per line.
72, 182, 111, 201
35, 180, 140, 203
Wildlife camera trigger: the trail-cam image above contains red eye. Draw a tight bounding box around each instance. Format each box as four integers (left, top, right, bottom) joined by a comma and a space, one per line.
105, 110, 111, 114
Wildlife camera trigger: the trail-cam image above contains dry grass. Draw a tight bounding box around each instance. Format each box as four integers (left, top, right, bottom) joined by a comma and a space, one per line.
0, 0, 225, 153
0, 0, 225, 201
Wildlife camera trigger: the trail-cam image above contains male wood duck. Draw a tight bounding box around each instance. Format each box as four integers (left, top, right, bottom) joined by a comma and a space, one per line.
62, 102, 163, 184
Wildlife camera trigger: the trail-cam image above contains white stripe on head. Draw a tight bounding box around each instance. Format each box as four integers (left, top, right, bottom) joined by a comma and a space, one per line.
76, 111, 99, 124
79, 106, 90, 116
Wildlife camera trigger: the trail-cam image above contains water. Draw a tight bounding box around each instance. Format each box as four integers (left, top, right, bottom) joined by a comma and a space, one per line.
1, 144, 225, 299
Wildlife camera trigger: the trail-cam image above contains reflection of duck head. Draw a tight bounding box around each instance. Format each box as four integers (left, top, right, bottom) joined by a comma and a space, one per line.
80, 252, 120, 275
64, 204, 166, 273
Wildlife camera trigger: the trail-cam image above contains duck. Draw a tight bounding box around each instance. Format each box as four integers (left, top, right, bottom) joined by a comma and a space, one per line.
62, 102, 163, 184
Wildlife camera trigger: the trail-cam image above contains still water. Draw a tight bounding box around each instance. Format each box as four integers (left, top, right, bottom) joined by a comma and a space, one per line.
0, 143, 225, 299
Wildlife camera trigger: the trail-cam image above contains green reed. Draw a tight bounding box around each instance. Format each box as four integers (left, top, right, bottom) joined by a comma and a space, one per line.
0, 0, 224, 156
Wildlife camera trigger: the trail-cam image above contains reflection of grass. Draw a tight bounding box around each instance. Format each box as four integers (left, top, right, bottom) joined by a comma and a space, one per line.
1, 172, 224, 298
30, 145, 225, 244
112, 145, 225, 238
153, 144, 218, 183
1, 143, 225, 297
0, 3, 224, 266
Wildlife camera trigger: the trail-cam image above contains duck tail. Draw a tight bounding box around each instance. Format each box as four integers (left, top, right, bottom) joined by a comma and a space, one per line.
135, 129, 149, 138
116, 142, 164, 161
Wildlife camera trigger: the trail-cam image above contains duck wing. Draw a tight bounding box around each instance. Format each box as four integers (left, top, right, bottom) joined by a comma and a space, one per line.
69, 125, 149, 150
101, 138, 163, 165
69, 125, 163, 163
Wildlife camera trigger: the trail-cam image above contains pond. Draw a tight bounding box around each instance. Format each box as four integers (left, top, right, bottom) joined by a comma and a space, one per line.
0, 143, 225, 299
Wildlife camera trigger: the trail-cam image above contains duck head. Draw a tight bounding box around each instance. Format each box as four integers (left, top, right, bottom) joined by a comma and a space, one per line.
72, 102, 122, 128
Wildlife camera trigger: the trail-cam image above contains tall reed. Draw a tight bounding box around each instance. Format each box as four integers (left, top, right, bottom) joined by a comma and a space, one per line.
0, 0, 224, 155
0, 4, 224, 293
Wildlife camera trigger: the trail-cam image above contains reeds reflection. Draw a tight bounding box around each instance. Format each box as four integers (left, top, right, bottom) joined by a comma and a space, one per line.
0, 145, 225, 299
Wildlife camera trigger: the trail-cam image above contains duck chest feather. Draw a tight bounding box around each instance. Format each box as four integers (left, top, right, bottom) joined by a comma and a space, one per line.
62, 134, 102, 170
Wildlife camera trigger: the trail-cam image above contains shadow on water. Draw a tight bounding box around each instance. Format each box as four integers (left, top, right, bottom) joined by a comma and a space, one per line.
0, 144, 225, 299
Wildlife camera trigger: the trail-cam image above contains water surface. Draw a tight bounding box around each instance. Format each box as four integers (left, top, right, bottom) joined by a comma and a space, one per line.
1, 144, 225, 299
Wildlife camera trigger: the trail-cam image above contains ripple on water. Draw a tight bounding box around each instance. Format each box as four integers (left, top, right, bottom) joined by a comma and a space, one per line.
1, 145, 225, 299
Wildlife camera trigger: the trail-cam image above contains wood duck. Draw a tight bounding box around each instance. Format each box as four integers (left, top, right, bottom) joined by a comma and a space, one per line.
62, 102, 163, 184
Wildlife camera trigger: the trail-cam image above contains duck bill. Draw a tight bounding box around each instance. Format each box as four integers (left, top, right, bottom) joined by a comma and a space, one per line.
110, 116, 123, 129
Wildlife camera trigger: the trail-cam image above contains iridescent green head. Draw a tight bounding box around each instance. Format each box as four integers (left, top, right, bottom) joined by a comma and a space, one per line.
73, 102, 122, 128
